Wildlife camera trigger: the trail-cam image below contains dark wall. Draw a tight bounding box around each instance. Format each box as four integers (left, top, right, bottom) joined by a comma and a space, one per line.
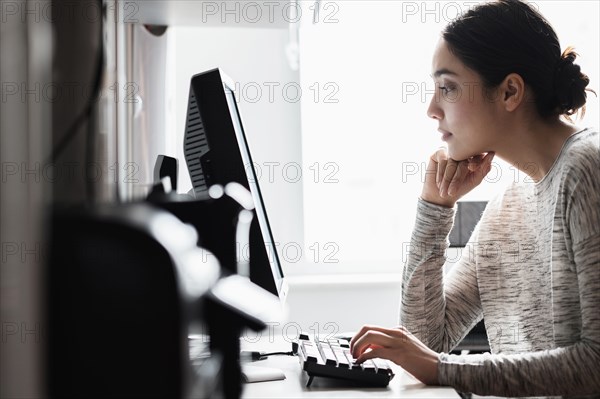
51, 0, 103, 204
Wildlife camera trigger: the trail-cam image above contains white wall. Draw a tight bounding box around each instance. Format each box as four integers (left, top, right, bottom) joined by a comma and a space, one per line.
282, 247, 463, 334
285, 275, 402, 334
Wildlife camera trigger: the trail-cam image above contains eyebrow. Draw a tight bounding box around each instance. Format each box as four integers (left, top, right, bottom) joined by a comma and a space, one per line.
431, 68, 459, 78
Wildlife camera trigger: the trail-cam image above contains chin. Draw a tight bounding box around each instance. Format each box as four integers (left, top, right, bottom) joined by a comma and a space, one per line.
448, 143, 483, 162
447, 147, 470, 162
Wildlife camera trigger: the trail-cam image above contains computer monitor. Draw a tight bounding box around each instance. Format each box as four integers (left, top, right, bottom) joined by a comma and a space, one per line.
183, 68, 288, 304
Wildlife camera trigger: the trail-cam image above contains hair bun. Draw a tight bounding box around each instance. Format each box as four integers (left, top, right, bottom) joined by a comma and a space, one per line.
553, 47, 590, 116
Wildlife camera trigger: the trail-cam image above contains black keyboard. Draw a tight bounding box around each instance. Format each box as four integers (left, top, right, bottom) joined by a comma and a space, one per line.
294, 334, 395, 387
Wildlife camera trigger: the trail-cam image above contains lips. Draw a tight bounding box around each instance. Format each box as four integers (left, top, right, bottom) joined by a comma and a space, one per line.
438, 128, 453, 141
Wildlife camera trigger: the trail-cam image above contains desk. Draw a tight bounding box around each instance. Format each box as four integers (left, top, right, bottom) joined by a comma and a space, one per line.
240, 335, 461, 398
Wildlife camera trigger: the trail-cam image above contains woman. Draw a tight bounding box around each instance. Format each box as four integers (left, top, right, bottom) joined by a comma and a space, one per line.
350, 0, 599, 397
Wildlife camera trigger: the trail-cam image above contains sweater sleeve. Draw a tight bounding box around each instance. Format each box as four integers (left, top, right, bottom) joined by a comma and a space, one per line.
400, 198, 484, 353
437, 147, 600, 397
438, 234, 600, 397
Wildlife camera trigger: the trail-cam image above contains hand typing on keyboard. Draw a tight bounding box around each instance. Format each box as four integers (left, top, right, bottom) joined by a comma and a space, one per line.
295, 334, 395, 387
350, 325, 440, 386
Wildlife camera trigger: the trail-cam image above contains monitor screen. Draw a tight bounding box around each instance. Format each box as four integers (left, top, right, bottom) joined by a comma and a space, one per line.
184, 68, 288, 304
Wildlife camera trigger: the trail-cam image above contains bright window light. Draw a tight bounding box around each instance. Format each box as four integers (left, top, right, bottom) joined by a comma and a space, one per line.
299, 1, 599, 273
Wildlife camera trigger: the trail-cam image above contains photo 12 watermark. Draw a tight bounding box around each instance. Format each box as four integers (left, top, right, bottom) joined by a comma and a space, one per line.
400, 1, 539, 24
399, 160, 544, 185
400, 80, 538, 105
199, 240, 341, 265
240, 321, 340, 344
403, 321, 524, 345
1, 322, 43, 344
231, 81, 340, 104
1, 241, 45, 264
401, 239, 542, 264
1, 161, 142, 185
191, 1, 340, 25
240, 161, 340, 184
1, 80, 142, 105
1, 1, 140, 24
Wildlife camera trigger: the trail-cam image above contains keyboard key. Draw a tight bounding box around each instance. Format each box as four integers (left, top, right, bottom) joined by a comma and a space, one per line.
302, 341, 324, 364
342, 349, 356, 363
320, 343, 338, 366
332, 348, 350, 368
343, 350, 363, 370
372, 358, 392, 375
362, 359, 377, 373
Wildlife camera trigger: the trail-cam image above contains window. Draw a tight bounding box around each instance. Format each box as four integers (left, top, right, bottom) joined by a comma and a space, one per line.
298, 1, 599, 274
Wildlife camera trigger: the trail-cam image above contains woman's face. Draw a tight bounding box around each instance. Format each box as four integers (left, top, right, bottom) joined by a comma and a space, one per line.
427, 39, 503, 161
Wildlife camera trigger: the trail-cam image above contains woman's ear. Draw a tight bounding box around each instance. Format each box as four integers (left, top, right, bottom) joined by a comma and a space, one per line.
501, 73, 526, 112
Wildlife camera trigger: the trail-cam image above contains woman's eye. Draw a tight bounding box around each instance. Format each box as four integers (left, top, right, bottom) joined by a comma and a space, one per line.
439, 86, 454, 94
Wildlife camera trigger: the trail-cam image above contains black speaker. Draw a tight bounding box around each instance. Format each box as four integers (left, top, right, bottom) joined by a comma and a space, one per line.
47, 203, 219, 398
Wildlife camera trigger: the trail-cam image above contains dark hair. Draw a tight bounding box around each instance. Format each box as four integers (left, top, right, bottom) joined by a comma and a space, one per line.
442, 0, 594, 119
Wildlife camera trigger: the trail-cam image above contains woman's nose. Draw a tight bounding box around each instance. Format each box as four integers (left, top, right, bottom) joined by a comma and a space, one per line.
427, 95, 443, 120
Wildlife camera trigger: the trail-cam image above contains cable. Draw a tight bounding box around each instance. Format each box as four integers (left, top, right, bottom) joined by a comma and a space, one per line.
262, 351, 295, 357
240, 350, 295, 361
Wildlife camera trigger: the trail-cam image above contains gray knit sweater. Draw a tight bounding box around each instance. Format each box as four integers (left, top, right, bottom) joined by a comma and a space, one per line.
401, 127, 600, 398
